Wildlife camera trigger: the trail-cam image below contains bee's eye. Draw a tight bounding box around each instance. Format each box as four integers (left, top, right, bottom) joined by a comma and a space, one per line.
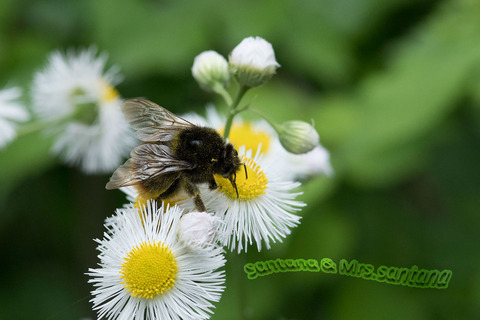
188, 139, 202, 147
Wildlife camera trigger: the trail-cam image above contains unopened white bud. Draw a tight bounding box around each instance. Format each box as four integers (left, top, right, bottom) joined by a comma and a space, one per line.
277, 120, 319, 154
192, 51, 230, 91
229, 36, 280, 88
178, 211, 219, 249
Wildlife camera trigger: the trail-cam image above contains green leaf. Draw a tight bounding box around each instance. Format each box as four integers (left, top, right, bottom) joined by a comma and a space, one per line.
336, 0, 480, 186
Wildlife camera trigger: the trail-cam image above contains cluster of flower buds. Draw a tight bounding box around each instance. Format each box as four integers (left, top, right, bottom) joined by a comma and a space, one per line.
192, 36, 280, 91
192, 36, 323, 157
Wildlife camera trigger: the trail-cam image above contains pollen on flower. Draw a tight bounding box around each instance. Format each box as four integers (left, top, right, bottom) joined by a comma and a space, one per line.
220, 123, 271, 153
120, 241, 177, 299
134, 197, 149, 212
134, 196, 186, 214
100, 79, 120, 102
162, 198, 187, 209
215, 156, 268, 200
133, 196, 185, 227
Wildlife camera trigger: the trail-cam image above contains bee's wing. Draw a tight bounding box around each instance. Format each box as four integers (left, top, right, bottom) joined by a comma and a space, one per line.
122, 98, 196, 142
106, 143, 193, 189
105, 158, 142, 189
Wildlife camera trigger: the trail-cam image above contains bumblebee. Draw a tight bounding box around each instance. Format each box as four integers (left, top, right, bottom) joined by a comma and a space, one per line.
106, 98, 243, 212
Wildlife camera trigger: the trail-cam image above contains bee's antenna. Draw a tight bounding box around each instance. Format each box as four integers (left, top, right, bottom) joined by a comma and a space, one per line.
243, 163, 248, 179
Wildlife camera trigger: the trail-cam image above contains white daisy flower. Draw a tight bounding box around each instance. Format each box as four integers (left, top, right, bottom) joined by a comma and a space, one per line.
0, 87, 28, 149
31, 47, 136, 173
119, 187, 222, 250
182, 106, 333, 181
179, 147, 305, 253
270, 145, 333, 180
88, 201, 226, 320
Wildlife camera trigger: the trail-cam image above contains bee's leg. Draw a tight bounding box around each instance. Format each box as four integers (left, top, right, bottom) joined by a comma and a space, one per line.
184, 180, 207, 212
193, 195, 207, 212
208, 176, 218, 190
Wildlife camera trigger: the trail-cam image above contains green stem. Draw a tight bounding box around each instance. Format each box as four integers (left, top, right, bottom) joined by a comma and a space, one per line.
16, 113, 73, 137
223, 85, 249, 140
16, 103, 92, 138
223, 110, 236, 140
229, 252, 248, 320
16, 120, 50, 137
213, 84, 233, 106
248, 107, 282, 132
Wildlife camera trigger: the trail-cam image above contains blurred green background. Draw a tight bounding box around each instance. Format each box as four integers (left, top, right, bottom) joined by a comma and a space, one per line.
1, 0, 480, 319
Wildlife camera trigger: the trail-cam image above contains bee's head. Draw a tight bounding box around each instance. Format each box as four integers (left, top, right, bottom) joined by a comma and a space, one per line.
218, 143, 247, 198
218, 143, 240, 177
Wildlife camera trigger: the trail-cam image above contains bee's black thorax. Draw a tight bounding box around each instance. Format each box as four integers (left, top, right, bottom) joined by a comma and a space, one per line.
171, 126, 242, 181
173, 127, 225, 171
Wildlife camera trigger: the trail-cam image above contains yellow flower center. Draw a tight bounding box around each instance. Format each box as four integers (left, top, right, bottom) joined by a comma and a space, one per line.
215, 156, 268, 200
100, 79, 120, 102
120, 241, 177, 299
220, 123, 271, 153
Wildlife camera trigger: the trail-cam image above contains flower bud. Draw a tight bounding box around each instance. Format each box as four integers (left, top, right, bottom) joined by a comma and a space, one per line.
178, 211, 219, 249
229, 36, 280, 88
192, 50, 230, 92
276, 120, 319, 154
